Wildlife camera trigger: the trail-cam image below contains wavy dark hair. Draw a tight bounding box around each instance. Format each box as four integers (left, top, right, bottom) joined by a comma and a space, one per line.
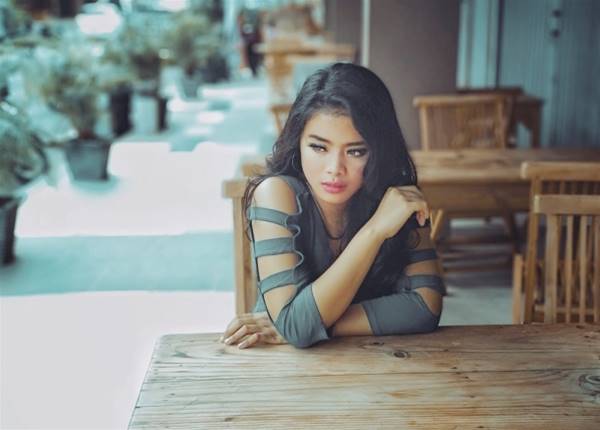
243, 62, 419, 297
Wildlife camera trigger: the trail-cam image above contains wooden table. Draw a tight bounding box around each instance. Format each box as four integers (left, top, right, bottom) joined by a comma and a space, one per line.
512, 95, 543, 148
129, 324, 600, 429
256, 41, 355, 102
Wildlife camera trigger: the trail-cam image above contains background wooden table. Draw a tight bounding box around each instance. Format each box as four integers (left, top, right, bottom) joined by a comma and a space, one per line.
411, 148, 600, 212
130, 324, 600, 429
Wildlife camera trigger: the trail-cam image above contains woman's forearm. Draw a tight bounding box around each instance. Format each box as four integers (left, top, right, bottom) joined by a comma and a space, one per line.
312, 222, 384, 327
329, 304, 373, 336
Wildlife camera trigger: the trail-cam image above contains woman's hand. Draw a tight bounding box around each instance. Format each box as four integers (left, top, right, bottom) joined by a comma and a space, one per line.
367, 185, 429, 240
219, 312, 288, 349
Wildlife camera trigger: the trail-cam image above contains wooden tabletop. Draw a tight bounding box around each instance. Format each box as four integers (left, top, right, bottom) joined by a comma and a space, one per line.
129, 324, 600, 429
410, 148, 600, 184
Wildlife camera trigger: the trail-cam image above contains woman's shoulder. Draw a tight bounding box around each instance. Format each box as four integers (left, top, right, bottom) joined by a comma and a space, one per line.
254, 175, 306, 197
252, 175, 307, 213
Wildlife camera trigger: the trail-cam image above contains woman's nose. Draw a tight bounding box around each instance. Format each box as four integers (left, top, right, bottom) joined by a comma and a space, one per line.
326, 151, 346, 175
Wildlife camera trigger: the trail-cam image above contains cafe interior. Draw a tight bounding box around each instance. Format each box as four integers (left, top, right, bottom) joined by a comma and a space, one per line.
1, 0, 599, 428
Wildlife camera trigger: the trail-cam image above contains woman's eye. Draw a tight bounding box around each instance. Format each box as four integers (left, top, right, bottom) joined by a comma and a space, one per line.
309, 143, 326, 152
348, 148, 368, 157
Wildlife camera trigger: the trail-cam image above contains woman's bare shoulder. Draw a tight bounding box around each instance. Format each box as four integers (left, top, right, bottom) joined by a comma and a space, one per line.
252, 176, 299, 213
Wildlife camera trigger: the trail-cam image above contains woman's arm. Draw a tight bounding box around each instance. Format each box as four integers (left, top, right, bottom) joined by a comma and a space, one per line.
330, 225, 443, 337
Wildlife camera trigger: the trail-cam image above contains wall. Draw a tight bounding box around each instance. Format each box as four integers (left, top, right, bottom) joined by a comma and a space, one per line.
324, 0, 362, 62
368, 0, 460, 149
498, 0, 600, 147
457, 0, 500, 88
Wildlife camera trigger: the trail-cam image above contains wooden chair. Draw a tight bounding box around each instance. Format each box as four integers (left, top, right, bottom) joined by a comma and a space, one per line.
269, 103, 292, 134
456, 87, 523, 148
515, 194, 600, 323
414, 93, 516, 270
222, 178, 258, 315
513, 162, 600, 323
413, 93, 512, 150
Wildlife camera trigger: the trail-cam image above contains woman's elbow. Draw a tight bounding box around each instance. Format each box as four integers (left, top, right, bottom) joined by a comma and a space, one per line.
413, 308, 441, 334
385, 307, 440, 336
275, 317, 327, 349
276, 318, 324, 348
286, 335, 315, 349
272, 286, 330, 348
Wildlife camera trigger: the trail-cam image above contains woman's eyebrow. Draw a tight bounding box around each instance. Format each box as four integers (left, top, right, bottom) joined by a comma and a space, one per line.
307, 134, 366, 146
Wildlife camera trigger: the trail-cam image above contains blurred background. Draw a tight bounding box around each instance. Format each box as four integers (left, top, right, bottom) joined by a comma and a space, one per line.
1, 0, 598, 428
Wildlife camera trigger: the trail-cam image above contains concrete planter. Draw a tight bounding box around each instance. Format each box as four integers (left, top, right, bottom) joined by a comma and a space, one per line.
65, 137, 112, 181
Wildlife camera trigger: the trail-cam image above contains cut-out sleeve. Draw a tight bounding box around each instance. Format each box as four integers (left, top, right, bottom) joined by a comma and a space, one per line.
248, 177, 329, 348
360, 221, 444, 336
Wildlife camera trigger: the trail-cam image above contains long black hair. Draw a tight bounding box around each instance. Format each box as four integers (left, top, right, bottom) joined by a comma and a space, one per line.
244, 63, 420, 297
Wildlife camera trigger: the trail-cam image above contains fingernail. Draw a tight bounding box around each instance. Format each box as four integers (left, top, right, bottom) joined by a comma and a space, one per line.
239, 342, 247, 349
225, 337, 232, 344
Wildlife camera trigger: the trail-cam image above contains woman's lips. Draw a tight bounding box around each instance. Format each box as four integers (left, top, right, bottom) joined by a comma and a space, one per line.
321, 182, 347, 194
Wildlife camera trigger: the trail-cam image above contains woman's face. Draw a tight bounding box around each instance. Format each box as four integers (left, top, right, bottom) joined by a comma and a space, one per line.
300, 111, 369, 209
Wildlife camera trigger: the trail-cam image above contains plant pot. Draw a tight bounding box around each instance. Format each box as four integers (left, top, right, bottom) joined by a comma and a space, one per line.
65, 137, 112, 181
202, 53, 230, 84
0, 197, 21, 265
180, 71, 202, 99
109, 86, 132, 137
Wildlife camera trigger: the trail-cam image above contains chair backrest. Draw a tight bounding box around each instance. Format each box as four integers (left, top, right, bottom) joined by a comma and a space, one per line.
413, 94, 512, 150
456, 86, 523, 98
269, 103, 292, 134
531, 194, 600, 323
222, 178, 258, 315
455, 87, 523, 147
520, 162, 600, 322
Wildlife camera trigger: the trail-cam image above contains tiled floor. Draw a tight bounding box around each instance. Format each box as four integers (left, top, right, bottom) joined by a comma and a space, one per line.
1, 74, 513, 429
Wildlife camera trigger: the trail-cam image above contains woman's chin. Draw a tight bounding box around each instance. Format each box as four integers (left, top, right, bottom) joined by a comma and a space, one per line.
314, 190, 352, 207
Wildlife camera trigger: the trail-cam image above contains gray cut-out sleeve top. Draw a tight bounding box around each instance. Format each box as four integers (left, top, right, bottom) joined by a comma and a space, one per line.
248, 175, 444, 348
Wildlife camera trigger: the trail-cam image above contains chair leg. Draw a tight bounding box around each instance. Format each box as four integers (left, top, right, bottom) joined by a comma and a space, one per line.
436, 258, 448, 296
430, 210, 449, 286
430, 209, 446, 242
512, 254, 524, 324
502, 213, 519, 254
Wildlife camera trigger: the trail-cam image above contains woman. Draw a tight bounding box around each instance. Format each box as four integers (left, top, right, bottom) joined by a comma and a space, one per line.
220, 63, 444, 349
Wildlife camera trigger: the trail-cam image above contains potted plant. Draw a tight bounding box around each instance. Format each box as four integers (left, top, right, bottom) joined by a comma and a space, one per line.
0, 0, 31, 41
0, 100, 47, 264
37, 45, 111, 181
169, 12, 213, 97
119, 16, 169, 130
168, 11, 228, 97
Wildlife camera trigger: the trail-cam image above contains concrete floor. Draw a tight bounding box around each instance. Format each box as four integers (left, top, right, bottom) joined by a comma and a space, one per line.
0, 75, 513, 429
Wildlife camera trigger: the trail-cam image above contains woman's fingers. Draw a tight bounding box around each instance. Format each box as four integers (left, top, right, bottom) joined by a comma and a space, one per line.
239, 332, 261, 349
221, 312, 264, 341
220, 312, 287, 348
221, 316, 246, 340
409, 200, 429, 226
223, 324, 260, 345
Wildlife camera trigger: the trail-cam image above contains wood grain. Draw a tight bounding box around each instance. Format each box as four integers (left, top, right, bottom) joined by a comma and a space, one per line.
130, 324, 600, 429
